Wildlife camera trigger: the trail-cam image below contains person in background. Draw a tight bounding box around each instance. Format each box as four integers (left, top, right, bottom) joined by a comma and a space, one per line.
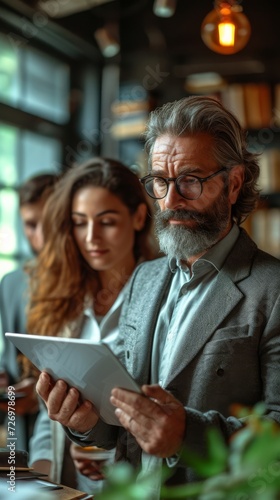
36, 96, 280, 499
0, 173, 58, 451
26, 158, 156, 493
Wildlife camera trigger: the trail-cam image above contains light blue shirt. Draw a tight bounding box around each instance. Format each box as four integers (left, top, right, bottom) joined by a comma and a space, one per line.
81, 283, 128, 345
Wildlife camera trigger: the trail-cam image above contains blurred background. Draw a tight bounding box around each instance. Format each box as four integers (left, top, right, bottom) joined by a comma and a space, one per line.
0, 0, 279, 277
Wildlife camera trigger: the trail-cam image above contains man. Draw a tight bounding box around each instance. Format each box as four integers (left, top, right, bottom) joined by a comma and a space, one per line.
36, 96, 280, 496
0, 173, 58, 450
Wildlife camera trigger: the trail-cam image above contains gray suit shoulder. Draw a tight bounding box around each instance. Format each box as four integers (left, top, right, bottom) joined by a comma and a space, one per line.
129, 256, 169, 289
0, 267, 27, 288
134, 256, 168, 276
121, 256, 169, 309
241, 228, 280, 273
254, 245, 280, 266
0, 267, 29, 305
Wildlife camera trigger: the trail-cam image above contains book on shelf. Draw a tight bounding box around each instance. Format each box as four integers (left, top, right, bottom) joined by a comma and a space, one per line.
221, 83, 247, 128
221, 82, 272, 129
111, 99, 150, 115
110, 82, 150, 140
110, 112, 148, 139
258, 83, 272, 127
246, 208, 280, 259
243, 83, 266, 129
273, 83, 280, 127
258, 148, 280, 193
267, 208, 280, 258
269, 149, 280, 192
258, 150, 271, 193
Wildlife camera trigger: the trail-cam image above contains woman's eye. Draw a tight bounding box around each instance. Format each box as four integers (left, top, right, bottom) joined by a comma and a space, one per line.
72, 220, 86, 227
100, 219, 116, 226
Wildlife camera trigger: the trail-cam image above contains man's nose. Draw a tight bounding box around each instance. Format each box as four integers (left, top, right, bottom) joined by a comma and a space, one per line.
164, 181, 186, 210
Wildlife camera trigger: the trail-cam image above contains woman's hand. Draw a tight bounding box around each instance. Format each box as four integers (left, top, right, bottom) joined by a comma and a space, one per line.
70, 443, 106, 481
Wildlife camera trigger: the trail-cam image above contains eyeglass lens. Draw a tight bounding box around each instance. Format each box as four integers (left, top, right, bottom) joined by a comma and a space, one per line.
145, 175, 202, 200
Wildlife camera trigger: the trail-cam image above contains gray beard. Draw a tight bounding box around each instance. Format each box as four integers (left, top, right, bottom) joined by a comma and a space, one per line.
155, 190, 231, 262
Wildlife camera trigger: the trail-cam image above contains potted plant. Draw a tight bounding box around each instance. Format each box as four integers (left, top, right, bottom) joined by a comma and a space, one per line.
97, 403, 280, 500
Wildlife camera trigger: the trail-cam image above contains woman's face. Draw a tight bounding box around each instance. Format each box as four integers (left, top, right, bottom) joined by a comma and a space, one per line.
71, 186, 146, 276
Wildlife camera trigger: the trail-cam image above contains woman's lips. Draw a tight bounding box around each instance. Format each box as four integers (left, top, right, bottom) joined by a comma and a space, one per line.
87, 249, 108, 256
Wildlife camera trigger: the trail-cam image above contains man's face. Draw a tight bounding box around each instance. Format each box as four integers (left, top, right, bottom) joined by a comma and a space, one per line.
20, 200, 45, 254
151, 133, 243, 262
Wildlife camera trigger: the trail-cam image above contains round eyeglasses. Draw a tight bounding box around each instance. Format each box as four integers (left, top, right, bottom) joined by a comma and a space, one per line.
140, 167, 227, 201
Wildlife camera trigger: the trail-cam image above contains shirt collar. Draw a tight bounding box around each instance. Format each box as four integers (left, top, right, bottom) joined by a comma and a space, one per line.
169, 223, 240, 274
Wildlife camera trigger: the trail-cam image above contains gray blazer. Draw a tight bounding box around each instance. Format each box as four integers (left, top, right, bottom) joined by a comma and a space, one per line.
68, 229, 280, 485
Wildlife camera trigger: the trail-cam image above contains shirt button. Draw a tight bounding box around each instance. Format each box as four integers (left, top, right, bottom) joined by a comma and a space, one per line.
216, 368, 224, 376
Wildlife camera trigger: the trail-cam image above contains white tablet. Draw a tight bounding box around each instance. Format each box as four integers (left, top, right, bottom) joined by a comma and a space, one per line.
5, 332, 141, 426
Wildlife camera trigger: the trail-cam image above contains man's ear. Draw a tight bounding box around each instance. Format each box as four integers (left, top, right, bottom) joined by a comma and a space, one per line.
133, 203, 148, 231
228, 165, 244, 205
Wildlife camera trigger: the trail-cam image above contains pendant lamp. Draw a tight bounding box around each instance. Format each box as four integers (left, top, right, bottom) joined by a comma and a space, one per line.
201, 1, 251, 55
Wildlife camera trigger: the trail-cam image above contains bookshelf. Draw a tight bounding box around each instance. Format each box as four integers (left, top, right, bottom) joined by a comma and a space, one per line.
110, 82, 148, 173
218, 81, 280, 259
109, 82, 158, 175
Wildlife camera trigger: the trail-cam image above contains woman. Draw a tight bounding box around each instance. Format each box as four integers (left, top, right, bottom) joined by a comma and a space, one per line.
26, 158, 156, 493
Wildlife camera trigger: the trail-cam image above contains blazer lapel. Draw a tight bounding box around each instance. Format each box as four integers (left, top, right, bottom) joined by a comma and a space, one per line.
164, 229, 256, 386
164, 273, 244, 386
123, 258, 172, 384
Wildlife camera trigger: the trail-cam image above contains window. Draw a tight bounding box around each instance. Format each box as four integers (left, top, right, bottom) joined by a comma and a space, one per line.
0, 33, 69, 279
0, 34, 20, 106
0, 34, 70, 124
0, 123, 61, 277
22, 47, 69, 124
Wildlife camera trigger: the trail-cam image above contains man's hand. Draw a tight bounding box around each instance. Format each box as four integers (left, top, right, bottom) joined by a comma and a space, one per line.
110, 384, 186, 458
36, 371, 99, 433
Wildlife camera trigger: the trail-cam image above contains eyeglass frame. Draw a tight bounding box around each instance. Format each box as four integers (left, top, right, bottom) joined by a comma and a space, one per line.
140, 167, 228, 200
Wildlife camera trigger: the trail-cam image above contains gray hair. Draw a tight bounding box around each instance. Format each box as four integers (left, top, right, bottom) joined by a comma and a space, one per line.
144, 95, 260, 224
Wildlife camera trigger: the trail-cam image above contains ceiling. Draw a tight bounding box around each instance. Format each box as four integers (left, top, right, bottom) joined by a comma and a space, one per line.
1, 0, 280, 101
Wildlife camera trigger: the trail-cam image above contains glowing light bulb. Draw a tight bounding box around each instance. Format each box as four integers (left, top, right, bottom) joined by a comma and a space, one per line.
201, 2, 251, 55
218, 22, 235, 46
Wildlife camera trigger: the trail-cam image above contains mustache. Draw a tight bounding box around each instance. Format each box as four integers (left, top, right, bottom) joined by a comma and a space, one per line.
155, 208, 207, 223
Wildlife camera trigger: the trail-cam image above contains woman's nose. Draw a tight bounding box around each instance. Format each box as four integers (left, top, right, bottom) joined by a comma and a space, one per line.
30, 222, 44, 254
85, 222, 98, 242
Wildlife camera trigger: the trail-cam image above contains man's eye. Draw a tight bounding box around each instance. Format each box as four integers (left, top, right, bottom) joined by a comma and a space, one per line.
182, 177, 197, 185
154, 178, 166, 187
